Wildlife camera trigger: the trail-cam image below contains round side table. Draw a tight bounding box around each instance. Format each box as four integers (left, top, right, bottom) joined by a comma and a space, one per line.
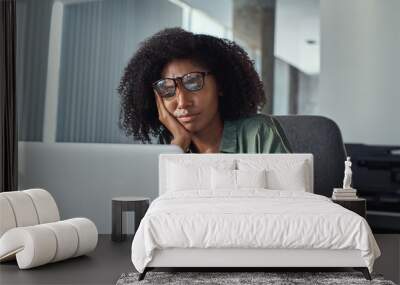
112, 196, 150, 242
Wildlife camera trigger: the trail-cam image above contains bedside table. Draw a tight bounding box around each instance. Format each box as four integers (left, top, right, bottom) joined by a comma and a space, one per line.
331, 198, 366, 218
112, 196, 150, 242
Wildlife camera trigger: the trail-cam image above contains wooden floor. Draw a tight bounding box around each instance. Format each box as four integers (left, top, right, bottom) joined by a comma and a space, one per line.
0, 235, 133, 285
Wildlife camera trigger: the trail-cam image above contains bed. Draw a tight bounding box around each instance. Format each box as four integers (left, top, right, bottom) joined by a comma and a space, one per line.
131, 154, 381, 280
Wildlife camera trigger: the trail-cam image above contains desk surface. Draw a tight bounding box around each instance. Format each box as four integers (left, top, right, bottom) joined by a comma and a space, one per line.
112, 196, 150, 202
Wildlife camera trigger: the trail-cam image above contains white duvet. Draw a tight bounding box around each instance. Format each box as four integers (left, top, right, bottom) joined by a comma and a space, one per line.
131, 189, 380, 273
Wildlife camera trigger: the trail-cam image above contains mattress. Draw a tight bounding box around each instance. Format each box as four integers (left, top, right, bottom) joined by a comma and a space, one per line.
131, 189, 380, 273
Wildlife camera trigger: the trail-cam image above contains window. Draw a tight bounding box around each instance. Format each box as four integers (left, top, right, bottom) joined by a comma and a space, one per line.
17, 0, 261, 144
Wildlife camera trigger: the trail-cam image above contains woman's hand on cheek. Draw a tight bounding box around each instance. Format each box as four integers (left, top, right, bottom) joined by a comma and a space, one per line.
155, 93, 192, 152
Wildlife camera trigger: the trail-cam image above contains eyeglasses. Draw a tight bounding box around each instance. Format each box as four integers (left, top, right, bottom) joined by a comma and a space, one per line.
152, 71, 212, 98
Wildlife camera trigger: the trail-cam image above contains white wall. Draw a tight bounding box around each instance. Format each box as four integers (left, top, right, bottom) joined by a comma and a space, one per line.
275, 0, 320, 75
318, 0, 400, 145
184, 0, 232, 29
298, 72, 319, 114
273, 58, 290, 114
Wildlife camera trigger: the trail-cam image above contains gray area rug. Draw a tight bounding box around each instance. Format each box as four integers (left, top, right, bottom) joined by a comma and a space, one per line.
116, 271, 396, 285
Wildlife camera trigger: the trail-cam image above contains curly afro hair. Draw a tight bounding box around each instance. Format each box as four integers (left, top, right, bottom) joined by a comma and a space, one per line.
118, 27, 266, 143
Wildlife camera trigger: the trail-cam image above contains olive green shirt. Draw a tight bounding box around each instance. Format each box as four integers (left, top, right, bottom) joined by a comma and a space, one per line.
157, 114, 292, 154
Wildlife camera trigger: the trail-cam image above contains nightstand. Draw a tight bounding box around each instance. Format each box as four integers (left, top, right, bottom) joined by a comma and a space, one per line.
331, 198, 366, 218
112, 196, 150, 242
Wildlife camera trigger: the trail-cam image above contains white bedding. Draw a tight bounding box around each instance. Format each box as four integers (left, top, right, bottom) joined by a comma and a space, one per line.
131, 189, 380, 273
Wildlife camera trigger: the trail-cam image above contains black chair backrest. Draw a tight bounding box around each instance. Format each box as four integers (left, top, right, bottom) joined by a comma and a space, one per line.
273, 115, 347, 197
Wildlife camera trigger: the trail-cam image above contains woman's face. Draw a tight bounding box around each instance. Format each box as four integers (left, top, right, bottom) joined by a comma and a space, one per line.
157, 59, 221, 133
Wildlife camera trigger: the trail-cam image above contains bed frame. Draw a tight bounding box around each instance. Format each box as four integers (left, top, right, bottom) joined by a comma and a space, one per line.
138, 154, 372, 281
139, 248, 371, 280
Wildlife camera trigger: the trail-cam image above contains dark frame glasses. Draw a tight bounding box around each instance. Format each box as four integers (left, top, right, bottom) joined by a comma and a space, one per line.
152, 71, 212, 98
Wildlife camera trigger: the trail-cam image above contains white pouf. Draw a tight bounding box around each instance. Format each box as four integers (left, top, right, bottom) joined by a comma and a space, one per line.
0, 189, 98, 269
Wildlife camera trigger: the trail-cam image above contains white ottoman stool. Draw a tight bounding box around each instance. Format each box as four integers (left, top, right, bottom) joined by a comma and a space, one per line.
0, 189, 98, 269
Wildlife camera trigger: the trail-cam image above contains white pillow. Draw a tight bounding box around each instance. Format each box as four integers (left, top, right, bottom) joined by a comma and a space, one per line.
266, 161, 308, 191
237, 158, 309, 192
168, 163, 209, 191
211, 168, 267, 190
237, 169, 267, 188
211, 168, 236, 189
167, 160, 235, 191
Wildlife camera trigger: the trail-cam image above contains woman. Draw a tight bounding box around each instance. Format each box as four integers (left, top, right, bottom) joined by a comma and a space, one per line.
118, 28, 291, 154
